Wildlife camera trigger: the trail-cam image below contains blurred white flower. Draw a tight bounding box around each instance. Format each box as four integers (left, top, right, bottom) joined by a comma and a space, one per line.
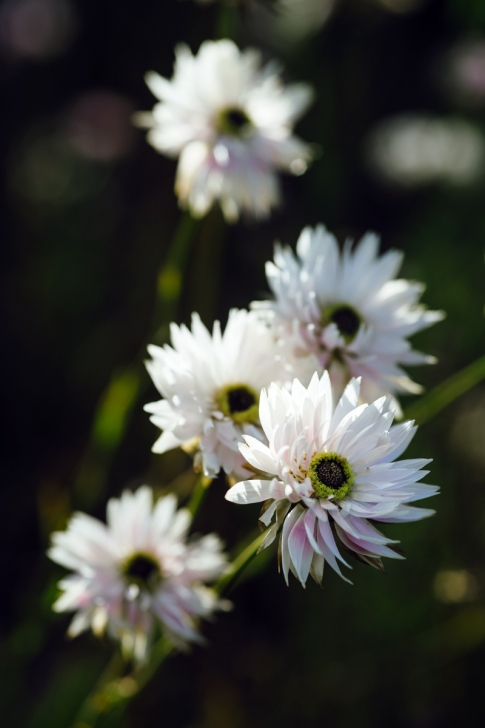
252, 224, 444, 406
49, 487, 228, 660
134, 39, 314, 222
145, 309, 296, 478
226, 373, 438, 587
367, 115, 485, 187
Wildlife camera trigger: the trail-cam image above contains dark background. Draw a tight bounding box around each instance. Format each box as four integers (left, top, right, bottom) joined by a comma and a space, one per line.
2, 0, 485, 725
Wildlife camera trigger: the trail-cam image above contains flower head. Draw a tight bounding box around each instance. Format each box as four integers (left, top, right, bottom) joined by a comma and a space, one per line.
225, 373, 438, 587
144, 309, 294, 478
135, 39, 314, 222
252, 224, 444, 406
49, 487, 228, 659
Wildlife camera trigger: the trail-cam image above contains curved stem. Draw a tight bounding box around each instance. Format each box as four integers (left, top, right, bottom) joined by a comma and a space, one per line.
71, 638, 173, 728
187, 474, 213, 517
216, 531, 266, 596
73, 213, 200, 509
70, 476, 214, 727
402, 354, 485, 426
69, 529, 264, 727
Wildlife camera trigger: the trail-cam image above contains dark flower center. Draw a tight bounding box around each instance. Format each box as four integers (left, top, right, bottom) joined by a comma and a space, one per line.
216, 107, 252, 136
321, 303, 362, 344
215, 383, 259, 424
315, 459, 346, 490
227, 386, 256, 413
308, 452, 354, 500
122, 552, 160, 587
330, 306, 361, 340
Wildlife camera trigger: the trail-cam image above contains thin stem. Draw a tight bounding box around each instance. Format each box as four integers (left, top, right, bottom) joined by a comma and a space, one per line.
402, 354, 485, 426
216, 531, 266, 596
215, 5, 239, 41
153, 212, 200, 333
187, 474, 212, 517
73, 213, 200, 509
70, 476, 214, 727
71, 638, 174, 728
70, 527, 264, 727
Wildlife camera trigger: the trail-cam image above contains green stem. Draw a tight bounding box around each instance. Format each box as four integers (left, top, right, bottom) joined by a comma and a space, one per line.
187, 474, 212, 517
153, 212, 200, 334
216, 531, 266, 596
70, 528, 264, 727
73, 213, 200, 509
70, 476, 214, 727
215, 5, 239, 41
72, 638, 173, 728
402, 354, 485, 426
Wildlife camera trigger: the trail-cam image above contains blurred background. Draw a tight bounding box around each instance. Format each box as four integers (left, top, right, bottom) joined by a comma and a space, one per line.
2, 0, 485, 725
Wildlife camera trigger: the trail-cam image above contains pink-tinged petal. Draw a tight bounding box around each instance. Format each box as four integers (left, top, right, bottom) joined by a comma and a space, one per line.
336, 525, 404, 560
318, 517, 350, 566
373, 505, 436, 523
288, 510, 314, 586
225, 479, 276, 504
303, 509, 321, 555
316, 522, 352, 583
281, 505, 304, 585
332, 512, 398, 546
399, 484, 439, 502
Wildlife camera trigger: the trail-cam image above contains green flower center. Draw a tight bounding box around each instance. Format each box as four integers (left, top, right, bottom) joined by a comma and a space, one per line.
322, 303, 362, 344
121, 552, 161, 589
308, 452, 354, 500
216, 107, 252, 137
216, 383, 259, 424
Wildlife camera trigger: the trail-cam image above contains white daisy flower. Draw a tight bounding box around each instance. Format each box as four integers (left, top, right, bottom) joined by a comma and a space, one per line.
252, 224, 444, 406
49, 487, 228, 659
135, 39, 314, 222
144, 308, 294, 478
225, 372, 438, 587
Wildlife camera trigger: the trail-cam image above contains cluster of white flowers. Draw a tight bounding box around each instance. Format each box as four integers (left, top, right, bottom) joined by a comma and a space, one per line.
140, 220, 441, 589
50, 36, 443, 661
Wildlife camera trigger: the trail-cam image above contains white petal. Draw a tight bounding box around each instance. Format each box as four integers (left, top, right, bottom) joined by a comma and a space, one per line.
225, 479, 282, 504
